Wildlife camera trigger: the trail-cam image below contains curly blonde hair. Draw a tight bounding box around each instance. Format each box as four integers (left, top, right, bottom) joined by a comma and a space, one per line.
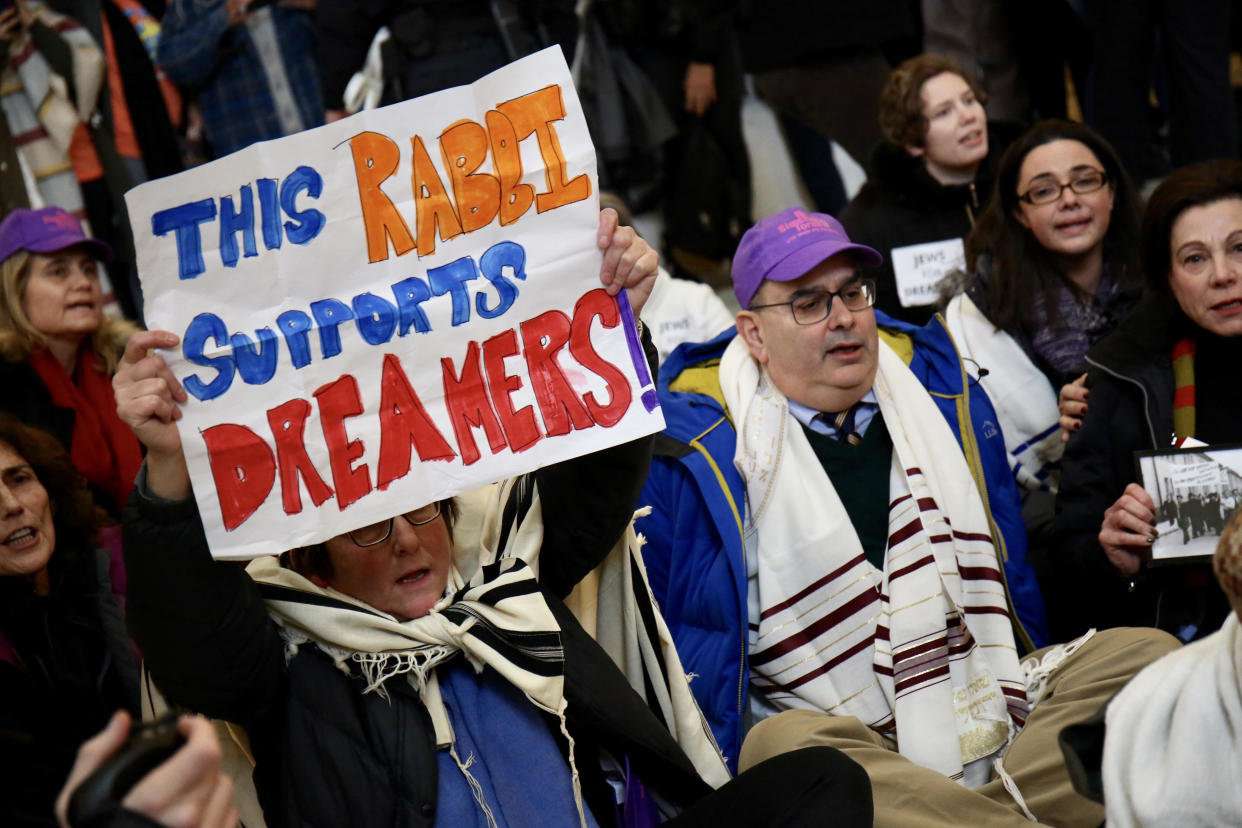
0, 249, 137, 373
879, 54, 987, 151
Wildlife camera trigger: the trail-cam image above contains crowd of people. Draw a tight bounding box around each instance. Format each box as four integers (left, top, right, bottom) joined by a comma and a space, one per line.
5, 1, 1242, 827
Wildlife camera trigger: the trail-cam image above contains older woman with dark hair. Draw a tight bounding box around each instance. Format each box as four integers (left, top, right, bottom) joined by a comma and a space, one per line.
0, 413, 140, 825
0, 207, 141, 516
1053, 159, 1242, 642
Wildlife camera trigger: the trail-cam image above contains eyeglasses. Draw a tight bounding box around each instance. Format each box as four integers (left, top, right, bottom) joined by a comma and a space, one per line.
1018, 169, 1109, 205
348, 502, 442, 547
748, 279, 876, 325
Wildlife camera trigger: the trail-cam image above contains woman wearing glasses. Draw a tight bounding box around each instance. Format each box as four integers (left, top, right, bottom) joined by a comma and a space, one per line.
942, 121, 1142, 503
112, 213, 869, 828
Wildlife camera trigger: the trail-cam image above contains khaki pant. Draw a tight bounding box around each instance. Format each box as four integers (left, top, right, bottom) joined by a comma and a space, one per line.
739, 628, 1180, 827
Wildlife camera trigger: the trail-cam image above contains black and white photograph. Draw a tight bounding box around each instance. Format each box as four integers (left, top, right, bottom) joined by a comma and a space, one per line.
1137, 445, 1242, 562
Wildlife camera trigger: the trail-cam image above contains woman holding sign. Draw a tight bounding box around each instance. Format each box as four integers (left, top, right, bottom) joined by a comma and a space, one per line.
114, 212, 871, 828
941, 121, 1142, 503
0, 207, 142, 517
1053, 160, 1242, 643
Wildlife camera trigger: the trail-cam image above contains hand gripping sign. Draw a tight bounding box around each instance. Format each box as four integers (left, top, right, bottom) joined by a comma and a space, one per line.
126, 48, 665, 559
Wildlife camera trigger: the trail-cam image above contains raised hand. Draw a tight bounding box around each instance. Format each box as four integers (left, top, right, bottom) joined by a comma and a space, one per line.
596, 207, 659, 319
114, 330, 192, 500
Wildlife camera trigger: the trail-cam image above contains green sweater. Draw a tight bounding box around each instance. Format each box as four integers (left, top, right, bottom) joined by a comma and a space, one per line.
800, 414, 893, 569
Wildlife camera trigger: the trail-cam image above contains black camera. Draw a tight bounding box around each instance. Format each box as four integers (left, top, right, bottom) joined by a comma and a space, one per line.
66, 715, 186, 827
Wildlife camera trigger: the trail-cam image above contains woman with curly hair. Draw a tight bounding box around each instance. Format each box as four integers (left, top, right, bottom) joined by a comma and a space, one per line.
840, 52, 991, 326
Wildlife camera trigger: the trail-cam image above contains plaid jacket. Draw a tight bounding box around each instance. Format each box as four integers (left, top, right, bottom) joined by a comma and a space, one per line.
158, 0, 323, 158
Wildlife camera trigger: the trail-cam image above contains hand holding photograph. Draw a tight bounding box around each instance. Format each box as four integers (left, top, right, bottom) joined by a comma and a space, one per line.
1137, 444, 1242, 563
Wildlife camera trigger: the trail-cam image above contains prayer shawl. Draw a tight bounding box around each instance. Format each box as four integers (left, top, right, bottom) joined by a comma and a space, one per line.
477, 481, 732, 790
718, 335, 1028, 782
0, 2, 103, 214
246, 553, 589, 825
1103, 613, 1240, 827
945, 293, 1063, 492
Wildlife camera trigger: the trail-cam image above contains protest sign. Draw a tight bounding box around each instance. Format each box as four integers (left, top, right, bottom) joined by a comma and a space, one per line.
126, 47, 665, 559
890, 237, 965, 308
1169, 461, 1220, 489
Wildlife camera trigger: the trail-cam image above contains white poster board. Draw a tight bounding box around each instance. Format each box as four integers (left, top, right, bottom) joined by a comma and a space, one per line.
126, 48, 664, 559
890, 237, 965, 308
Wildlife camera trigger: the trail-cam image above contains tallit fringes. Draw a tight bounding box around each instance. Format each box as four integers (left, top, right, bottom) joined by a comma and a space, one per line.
557, 703, 589, 828
992, 754, 1040, 822
351, 645, 456, 701
1022, 628, 1096, 708
449, 745, 499, 828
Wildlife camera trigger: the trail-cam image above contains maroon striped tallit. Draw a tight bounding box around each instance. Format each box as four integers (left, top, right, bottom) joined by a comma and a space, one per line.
721, 338, 1030, 783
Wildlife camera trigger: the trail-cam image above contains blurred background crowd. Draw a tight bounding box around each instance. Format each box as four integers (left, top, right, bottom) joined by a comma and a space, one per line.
4, 0, 1242, 317
5, 1, 1242, 825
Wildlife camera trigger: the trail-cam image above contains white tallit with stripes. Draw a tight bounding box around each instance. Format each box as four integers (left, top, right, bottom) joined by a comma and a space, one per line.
945, 292, 1064, 493
719, 335, 1029, 782
246, 554, 567, 752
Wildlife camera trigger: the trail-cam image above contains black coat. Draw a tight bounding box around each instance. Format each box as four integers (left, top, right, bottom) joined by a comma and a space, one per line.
0, 545, 140, 826
124, 433, 712, 828
1052, 297, 1228, 641
315, 0, 578, 110
0, 360, 75, 453
839, 143, 990, 326
735, 0, 915, 72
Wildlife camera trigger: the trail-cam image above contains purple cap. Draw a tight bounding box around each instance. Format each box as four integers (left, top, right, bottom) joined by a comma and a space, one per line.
732, 207, 881, 309
0, 207, 114, 265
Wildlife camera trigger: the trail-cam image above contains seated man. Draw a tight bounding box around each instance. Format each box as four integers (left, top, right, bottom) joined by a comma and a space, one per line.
637, 207, 1179, 826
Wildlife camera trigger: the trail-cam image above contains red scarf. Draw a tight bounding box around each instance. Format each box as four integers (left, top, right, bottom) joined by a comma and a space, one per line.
29, 347, 142, 513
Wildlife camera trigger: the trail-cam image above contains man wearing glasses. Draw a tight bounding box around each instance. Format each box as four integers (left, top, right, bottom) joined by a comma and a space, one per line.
636, 207, 1176, 825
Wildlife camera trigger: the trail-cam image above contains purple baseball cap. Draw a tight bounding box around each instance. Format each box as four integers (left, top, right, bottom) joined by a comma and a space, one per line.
0, 206, 114, 265
732, 207, 882, 309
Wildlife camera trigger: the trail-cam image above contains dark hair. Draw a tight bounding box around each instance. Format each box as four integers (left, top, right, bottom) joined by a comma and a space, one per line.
879, 53, 987, 150
291, 498, 459, 580
1140, 159, 1242, 296
0, 414, 110, 581
966, 119, 1142, 336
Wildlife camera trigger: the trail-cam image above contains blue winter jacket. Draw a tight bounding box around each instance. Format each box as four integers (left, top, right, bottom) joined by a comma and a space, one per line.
636, 313, 1048, 771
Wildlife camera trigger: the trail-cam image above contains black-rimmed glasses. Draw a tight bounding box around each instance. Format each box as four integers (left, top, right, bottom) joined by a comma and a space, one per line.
348, 503, 442, 547
749, 279, 876, 325
1018, 169, 1109, 205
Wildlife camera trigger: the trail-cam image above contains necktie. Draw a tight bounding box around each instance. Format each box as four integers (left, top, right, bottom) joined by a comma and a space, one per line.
823, 404, 862, 446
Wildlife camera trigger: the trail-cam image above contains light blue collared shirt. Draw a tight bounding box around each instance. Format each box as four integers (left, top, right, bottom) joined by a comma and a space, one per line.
787, 390, 879, 439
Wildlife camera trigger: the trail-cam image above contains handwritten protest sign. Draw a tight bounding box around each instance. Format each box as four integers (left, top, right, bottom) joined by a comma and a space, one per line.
126, 48, 665, 559
1169, 461, 1221, 489
890, 237, 965, 308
